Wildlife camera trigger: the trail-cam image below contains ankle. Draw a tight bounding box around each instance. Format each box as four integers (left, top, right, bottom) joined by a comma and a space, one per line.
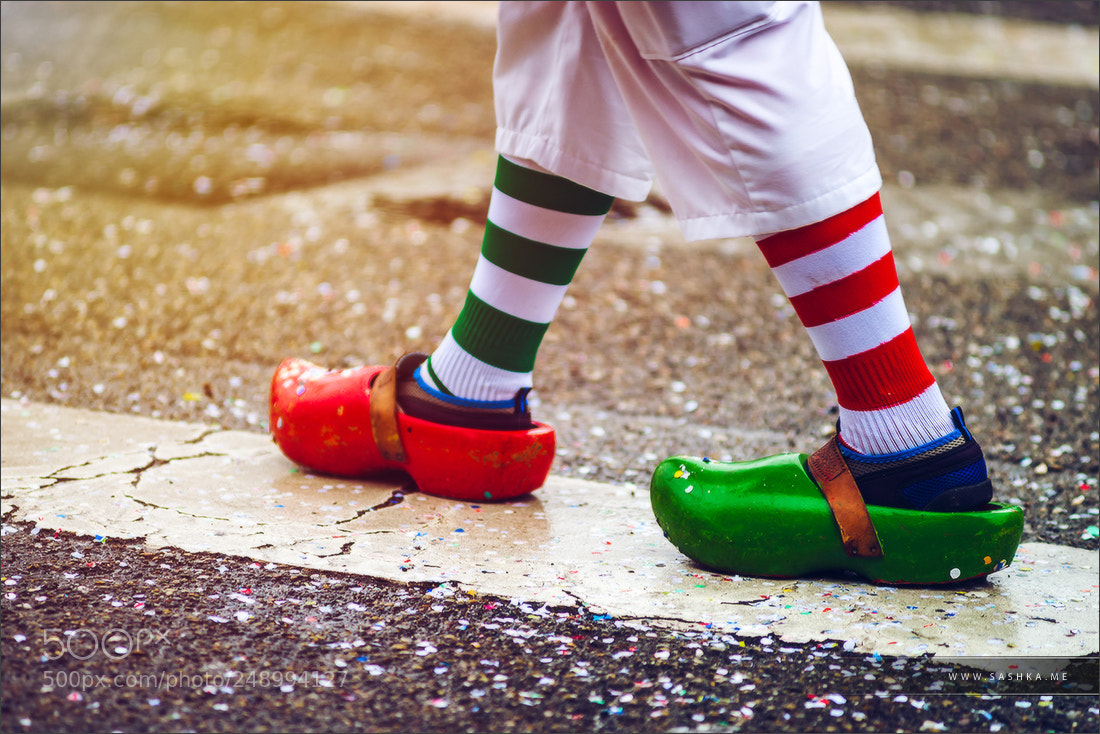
397, 360, 534, 431
837, 423, 964, 462
837, 408, 992, 511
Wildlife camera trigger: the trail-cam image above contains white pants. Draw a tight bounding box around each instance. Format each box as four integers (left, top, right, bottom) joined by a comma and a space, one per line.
494, 1, 882, 240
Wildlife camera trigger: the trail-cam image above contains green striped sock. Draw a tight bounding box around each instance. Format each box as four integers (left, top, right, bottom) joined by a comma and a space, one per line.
416, 156, 613, 406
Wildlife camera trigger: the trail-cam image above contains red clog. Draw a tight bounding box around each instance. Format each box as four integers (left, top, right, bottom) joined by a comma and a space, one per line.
269, 355, 555, 501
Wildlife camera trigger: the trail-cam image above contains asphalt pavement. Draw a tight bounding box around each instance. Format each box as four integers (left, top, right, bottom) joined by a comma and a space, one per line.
2, 2, 1098, 733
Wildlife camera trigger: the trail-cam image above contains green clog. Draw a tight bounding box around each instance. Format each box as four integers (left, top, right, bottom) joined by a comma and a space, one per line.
650, 452, 1024, 585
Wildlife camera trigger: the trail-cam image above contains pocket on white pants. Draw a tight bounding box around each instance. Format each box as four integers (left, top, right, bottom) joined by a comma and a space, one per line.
614, 0, 793, 60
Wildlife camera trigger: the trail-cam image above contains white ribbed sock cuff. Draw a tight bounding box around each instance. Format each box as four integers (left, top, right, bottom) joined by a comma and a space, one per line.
839, 385, 956, 455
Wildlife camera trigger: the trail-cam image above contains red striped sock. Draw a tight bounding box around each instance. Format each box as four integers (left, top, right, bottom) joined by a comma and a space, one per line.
755, 193, 955, 454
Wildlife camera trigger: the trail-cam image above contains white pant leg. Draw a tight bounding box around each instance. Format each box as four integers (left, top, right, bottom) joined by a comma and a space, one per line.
494, 1, 882, 240
493, 1, 655, 201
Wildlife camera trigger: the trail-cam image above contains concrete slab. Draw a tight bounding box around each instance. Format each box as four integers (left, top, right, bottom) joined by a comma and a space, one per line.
0, 400, 209, 484
3, 398, 1096, 666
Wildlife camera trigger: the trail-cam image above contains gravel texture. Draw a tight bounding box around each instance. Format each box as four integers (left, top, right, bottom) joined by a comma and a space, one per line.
3, 528, 1097, 734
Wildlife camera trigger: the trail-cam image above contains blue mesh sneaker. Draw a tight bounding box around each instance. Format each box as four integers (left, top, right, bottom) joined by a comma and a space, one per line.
840, 407, 993, 512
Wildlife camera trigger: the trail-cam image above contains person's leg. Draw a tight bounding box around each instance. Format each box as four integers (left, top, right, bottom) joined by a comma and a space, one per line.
754, 193, 956, 455
619, 2, 1023, 581
402, 155, 613, 424
403, 0, 647, 423
270, 1, 647, 497
584, 1, 990, 510
754, 193, 991, 512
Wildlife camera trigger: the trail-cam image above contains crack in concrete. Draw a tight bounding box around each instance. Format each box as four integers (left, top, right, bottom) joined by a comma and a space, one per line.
38, 442, 242, 523
180, 428, 223, 445
332, 482, 417, 525
118, 492, 232, 522
153, 450, 226, 463
317, 541, 356, 558
7, 452, 239, 523
561, 589, 587, 607
555, 588, 794, 628
124, 451, 162, 492
614, 612, 729, 627
28, 440, 227, 487
721, 597, 776, 607
117, 444, 240, 522
42, 454, 156, 484
13, 428, 420, 529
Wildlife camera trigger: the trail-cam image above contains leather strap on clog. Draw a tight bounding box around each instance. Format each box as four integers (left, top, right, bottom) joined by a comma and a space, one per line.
369, 362, 408, 464
808, 438, 883, 558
